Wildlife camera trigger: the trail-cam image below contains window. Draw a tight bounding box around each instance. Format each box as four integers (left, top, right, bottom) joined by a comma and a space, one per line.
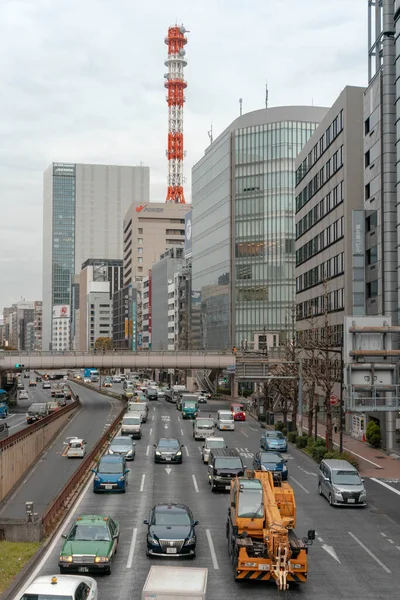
137, 247, 143, 254
367, 280, 378, 298
367, 246, 378, 265
137, 238, 143, 244
366, 211, 378, 231
365, 117, 370, 135
137, 257, 143, 264
365, 151, 370, 168
138, 267, 143, 272
365, 183, 370, 200
138, 228, 143, 234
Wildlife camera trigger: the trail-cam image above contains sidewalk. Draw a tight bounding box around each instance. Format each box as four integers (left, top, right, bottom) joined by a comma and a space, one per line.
300, 416, 400, 478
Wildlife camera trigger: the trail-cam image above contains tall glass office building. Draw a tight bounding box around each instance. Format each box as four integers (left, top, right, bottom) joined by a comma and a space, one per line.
191, 106, 328, 350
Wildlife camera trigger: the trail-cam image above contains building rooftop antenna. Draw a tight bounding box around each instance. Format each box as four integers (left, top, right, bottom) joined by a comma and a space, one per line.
239, 98, 243, 116
265, 81, 269, 109
208, 124, 213, 144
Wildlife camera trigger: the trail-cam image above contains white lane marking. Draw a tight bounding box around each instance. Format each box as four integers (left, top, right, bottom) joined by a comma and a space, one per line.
146, 445, 150, 456
11, 473, 94, 600
249, 426, 258, 431
184, 446, 190, 457
370, 477, 400, 496
241, 430, 248, 437
298, 465, 317, 476
388, 539, 394, 544
198, 446, 202, 453
151, 415, 154, 420
126, 527, 138, 569
165, 467, 172, 475
289, 476, 309, 494
192, 474, 199, 493
317, 537, 324, 543
206, 529, 219, 570
150, 428, 153, 435
321, 544, 341, 564
140, 474, 146, 492
396, 546, 400, 551
164, 424, 168, 429
348, 531, 391, 573
381, 532, 387, 537
181, 428, 184, 435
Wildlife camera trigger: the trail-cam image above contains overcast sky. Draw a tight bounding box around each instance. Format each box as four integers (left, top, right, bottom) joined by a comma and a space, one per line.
0, 0, 367, 313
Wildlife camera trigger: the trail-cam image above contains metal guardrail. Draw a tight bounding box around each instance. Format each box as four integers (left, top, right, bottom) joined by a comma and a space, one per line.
0, 350, 232, 356
42, 403, 126, 535
0, 399, 79, 451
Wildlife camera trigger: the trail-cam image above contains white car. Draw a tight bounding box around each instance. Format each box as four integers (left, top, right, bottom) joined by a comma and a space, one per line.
66, 438, 87, 458
202, 436, 226, 463
19, 390, 29, 400
19, 575, 97, 600
112, 375, 122, 383
83, 377, 92, 383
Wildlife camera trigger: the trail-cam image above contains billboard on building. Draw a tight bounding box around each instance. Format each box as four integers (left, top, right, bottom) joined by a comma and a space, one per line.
184, 210, 192, 258
132, 299, 137, 351
191, 291, 201, 305
53, 305, 70, 319
124, 318, 129, 338
148, 270, 152, 349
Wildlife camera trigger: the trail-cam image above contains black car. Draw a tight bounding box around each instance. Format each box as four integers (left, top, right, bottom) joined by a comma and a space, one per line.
208, 448, 245, 491
144, 503, 198, 558
252, 451, 288, 480
147, 387, 158, 401
154, 438, 184, 463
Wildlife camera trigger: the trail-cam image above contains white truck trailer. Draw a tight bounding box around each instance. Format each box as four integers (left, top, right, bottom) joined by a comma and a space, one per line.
142, 566, 208, 600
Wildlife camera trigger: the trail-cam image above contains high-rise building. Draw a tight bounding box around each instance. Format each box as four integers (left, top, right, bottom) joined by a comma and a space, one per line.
191, 105, 328, 350
33, 301, 42, 350
123, 202, 190, 287
295, 86, 364, 401
42, 162, 149, 350
2, 302, 35, 351
78, 258, 123, 351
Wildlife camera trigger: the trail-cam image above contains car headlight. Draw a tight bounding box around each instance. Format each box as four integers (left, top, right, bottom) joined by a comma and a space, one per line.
94, 556, 109, 563
118, 476, 125, 482
214, 475, 221, 480
60, 555, 73, 562
155, 451, 161, 456
360, 490, 366, 498
261, 464, 267, 471
184, 536, 196, 546
147, 534, 159, 545
94, 476, 100, 481
126, 450, 134, 456
108, 449, 114, 454
333, 487, 342, 495
175, 451, 182, 457
283, 465, 287, 471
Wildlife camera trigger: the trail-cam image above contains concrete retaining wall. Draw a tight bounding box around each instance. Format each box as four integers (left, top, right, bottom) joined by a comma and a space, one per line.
0, 518, 43, 542
0, 408, 77, 502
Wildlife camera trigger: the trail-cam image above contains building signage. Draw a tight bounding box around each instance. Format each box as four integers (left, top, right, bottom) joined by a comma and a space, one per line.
138, 332, 142, 347
53, 305, 70, 319
184, 210, 192, 258
124, 318, 129, 339
191, 291, 201, 305
135, 204, 164, 214
132, 299, 137, 351
352, 210, 364, 256
148, 271, 152, 349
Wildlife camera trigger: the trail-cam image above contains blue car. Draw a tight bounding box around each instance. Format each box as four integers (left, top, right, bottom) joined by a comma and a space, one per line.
253, 451, 288, 480
260, 430, 288, 453
93, 455, 129, 493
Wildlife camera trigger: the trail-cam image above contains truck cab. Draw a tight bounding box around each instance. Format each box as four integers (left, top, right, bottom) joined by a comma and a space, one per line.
181, 395, 199, 419
193, 417, 215, 440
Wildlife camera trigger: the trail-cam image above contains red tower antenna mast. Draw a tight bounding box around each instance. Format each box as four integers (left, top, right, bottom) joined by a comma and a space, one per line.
164, 24, 188, 204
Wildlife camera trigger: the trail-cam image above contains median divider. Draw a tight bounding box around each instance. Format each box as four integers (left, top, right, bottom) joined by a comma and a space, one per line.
42, 403, 126, 536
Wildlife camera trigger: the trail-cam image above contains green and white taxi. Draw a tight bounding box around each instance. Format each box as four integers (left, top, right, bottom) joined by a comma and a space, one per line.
59, 515, 119, 575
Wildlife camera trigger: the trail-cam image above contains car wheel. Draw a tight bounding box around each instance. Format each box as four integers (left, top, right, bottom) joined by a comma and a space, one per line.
106, 560, 112, 575
318, 482, 322, 496
329, 493, 333, 506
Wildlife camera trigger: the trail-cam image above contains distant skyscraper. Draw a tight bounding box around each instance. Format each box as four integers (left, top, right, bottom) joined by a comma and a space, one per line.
42, 163, 149, 350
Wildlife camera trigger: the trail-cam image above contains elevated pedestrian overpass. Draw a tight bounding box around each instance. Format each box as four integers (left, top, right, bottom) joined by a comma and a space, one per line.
0, 351, 236, 372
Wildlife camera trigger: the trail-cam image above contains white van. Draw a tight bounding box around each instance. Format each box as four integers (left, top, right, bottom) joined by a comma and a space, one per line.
216, 410, 235, 431
67, 438, 87, 458
121, 413, 142, 438
127, 401, 148, 422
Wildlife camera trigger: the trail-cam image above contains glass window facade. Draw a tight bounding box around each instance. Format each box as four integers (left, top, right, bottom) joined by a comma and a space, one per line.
192, 112, 323, 350
52, 164, 76, 307
234, 121, 318, 345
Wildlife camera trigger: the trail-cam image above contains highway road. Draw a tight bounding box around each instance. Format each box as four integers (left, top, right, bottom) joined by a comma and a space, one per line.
16, 398, 400, 600
0, 381, 124, 519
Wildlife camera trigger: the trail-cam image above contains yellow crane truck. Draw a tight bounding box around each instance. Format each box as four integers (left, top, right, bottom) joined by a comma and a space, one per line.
226, 470, 315, 589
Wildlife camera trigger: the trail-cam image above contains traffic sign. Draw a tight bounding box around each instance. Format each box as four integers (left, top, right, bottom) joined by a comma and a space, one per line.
330, 394, 339, 406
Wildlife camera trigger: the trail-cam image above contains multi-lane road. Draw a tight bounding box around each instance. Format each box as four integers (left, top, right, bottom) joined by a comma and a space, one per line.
14, 397, 400, 600
0, 380, 123, 519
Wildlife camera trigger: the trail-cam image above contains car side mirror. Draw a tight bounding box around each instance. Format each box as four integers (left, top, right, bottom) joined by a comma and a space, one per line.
143, 520, 149, 525
91, 469, 96, 474
284, 460, 288, 464
324, 476, 330, 482
202, 445, 205, 449
231, 501, 236, 509
153, 444, 157, 448
132, 442, 136, 446
61, 533, 67, 539
361, 478, 365, 483
181, 444, 185, 448
125, 469, 130, 474
194, 520, 199, 526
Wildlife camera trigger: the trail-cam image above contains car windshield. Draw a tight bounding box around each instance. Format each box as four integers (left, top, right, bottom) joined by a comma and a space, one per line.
332, 470, 362, 485
207, 440, 225, 448
267, 432, 284, 439
232, 406, 243, 412
219, 413, 233, 421
154, 510, 191, 526
260, 453, 282, 463
183, 401, 196, 408
124, 418, 140, 425
21, 595, 73, 600
158, 439, 179, 448
69, 442, 82, 449
196, 419, 213, 427
112, 437, 132, 446
68, 523, 110, 541
97, 461, 123, 474
215, 458, 242, 469
129, 405, 145, 411
238, 488, 264, 518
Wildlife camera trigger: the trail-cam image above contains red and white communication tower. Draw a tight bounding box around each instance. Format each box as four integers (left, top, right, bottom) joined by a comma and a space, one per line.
164, 24, 188, 204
